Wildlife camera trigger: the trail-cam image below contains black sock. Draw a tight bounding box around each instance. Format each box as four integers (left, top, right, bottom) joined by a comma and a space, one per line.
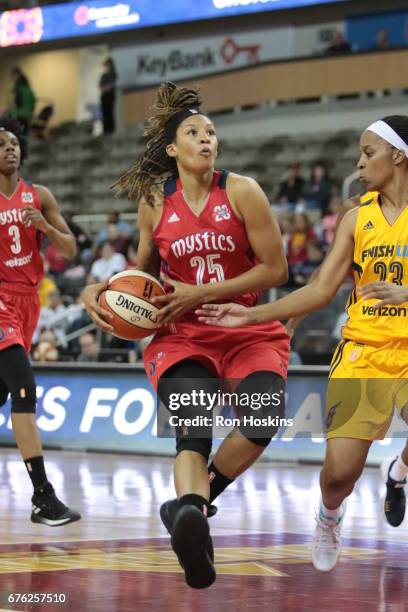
24, 456, 48, 491
208, 462, 234, 503
179, 494, 209, 516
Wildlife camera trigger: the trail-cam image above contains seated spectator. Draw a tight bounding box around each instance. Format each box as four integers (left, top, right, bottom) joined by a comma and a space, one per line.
374, 29, 390, 51
287, 212, 317, 267
77, 332, 101, 362
292, 240, 325, 286
90, 241, 126, 282
64, 211, 92, 253
275, 163, 305, 205
32, 329, 59, 362
95, 212, 132, 246
321, 195, 343, 245
107, 222, 131, 256
126, 239, 139, 269
38, 263, 58, 307
300, 163, 332, 214
33, 289, 68, 346
325, 30, 351, 55
45, 242, 69, 278
277, 213, 293, 255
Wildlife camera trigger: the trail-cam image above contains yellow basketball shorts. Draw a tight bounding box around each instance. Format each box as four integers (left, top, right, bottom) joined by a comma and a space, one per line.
326, 339, 408, 440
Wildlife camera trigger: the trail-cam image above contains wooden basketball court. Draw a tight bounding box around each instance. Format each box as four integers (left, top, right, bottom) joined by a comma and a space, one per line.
0, 448, 406, 611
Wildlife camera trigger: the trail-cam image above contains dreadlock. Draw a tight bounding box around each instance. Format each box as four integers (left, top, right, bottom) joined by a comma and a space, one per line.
0, 115, 28, 164
112, 82, 203, 206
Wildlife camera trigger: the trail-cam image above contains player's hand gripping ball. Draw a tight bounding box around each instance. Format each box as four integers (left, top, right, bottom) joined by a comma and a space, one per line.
98, 270, 165, 340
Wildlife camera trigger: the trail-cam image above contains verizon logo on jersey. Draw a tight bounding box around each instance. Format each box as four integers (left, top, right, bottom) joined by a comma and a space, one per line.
4, 252, 33, 267
170, 231, 236, 258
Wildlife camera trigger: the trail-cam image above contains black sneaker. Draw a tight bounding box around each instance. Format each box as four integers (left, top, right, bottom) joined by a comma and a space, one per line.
31, 483, 81, 526
160, 498, 216, 562
171, 505, 216, 589
381, 457, 406, 527
160, 498, 217, 534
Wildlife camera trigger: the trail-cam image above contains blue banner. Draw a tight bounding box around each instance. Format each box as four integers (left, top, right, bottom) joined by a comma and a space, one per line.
346, 10, 408, 52
0, 366, 404, 464
0, 0, 347, 48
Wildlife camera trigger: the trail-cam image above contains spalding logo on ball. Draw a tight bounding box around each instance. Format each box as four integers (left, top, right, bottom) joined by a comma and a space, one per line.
98, 270, 165, 340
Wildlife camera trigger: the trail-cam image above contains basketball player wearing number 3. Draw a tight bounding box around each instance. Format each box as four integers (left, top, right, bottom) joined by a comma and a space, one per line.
0, 117, 81, 526
82, 82, 290, 589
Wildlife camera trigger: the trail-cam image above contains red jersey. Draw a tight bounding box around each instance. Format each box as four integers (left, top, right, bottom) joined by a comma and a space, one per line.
0, 178, 44, 289
153, 170, 261, 323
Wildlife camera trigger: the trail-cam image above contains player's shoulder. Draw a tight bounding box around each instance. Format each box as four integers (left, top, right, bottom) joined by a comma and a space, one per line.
225, 172, 262, 198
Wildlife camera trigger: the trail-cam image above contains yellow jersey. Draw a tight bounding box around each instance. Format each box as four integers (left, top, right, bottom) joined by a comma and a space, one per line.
342, 191, 408, 347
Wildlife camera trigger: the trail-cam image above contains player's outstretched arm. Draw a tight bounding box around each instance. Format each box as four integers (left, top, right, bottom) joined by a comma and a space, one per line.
26, 185, 77, 259
285, 195, 361, 337
197, 208, 357, 327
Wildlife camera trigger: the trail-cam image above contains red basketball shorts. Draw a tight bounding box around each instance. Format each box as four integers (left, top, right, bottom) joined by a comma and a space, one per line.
144, 320, 290, 389
0, 284, 40, 354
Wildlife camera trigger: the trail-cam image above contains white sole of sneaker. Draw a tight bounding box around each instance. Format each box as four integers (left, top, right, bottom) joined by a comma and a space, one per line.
311, 543, 342, 572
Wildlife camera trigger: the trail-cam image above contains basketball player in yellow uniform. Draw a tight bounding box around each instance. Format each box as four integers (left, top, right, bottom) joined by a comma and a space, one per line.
197, 115, 408, 570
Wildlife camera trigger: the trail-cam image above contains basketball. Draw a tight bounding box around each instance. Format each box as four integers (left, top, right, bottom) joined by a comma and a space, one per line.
98, 270, 165, 340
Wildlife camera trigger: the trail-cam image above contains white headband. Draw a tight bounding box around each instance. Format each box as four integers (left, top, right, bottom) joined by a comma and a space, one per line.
367, 120, 408, 156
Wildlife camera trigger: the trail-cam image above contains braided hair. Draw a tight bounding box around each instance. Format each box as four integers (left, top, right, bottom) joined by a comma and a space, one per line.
113, 82, 203, 206
0, 115, 28, 164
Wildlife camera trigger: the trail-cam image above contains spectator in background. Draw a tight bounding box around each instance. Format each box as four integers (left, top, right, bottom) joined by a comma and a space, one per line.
34, 289, 68, 346
325, 30, 351, 55
126, 239, 139, 269
287, 212, 317, 267
38, 257, 58, 307
90, 241, 126, 282
77, 333, 101, 363
44, 242, 69, 281
99, 58, 117, 134
64, 211, 92, 253
301, 162, 332, 214
277, 213, 293, 255
95, 211, 132, 246
9, 67, 36, 136
321, 194, 343, 245
292, 239, 325, 286
32, 329, 59, 363
106, 223, 131, 256
374, 29, 390, 51
275, 163, 305, 205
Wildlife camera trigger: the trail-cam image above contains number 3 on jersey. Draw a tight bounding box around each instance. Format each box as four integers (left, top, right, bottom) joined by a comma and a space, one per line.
190, 254, 225, 284
8, 225, 22, 254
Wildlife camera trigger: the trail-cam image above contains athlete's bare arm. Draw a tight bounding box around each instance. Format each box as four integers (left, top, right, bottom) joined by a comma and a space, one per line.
23, 185, 76, 259
285, 195, 360, 336
197, 208, 358, 327
136, 200, 161, 278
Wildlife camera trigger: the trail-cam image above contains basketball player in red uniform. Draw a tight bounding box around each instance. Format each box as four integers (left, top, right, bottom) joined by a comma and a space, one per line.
0, 117, 80, 525
82, 83, 290, 588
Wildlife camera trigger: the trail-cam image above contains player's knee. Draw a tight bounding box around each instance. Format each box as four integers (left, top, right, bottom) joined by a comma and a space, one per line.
237, 371, 285, 446
176, 437, 212, 462
322, 466, 360, 493
10, 383, 36, 414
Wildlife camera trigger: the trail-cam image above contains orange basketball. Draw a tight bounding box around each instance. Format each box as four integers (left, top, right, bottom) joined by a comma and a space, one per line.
98, 270, 165, 340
